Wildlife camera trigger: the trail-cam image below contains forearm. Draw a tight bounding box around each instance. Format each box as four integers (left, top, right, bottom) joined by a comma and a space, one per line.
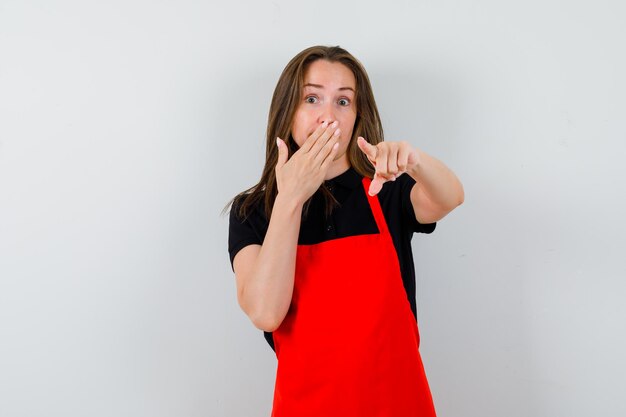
242, 193, 302, 331
407, 149, 464, 212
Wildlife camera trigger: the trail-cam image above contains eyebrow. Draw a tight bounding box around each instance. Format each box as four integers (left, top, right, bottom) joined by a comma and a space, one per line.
303, 83, 355, 92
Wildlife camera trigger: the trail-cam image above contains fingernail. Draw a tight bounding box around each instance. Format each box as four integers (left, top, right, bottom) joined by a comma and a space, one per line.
334, 129, 341, 136
331, 121, 338, 128
322, 121, 328, 127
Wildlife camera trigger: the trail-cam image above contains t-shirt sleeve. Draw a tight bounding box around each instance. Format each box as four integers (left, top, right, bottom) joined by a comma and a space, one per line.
228, 196, 264, 272
400, 173, 436, 234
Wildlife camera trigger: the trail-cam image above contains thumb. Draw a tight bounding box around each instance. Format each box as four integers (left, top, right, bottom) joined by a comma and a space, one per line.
368, 173, 386, 196
357, 136, 377, 162
275, 137, 288, 170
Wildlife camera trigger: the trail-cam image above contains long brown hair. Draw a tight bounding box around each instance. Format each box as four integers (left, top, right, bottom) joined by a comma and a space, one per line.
224, 45, 384, 221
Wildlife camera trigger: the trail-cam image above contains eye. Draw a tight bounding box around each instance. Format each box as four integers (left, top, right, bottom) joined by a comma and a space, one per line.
338, 98, 350, 106
305, 95, 318, 104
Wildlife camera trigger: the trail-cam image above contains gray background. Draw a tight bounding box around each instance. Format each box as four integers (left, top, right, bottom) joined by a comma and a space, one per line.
1, 0, 624, 416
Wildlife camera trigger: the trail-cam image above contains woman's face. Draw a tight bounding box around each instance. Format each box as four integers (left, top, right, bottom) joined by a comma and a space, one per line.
290, 60, 357, 161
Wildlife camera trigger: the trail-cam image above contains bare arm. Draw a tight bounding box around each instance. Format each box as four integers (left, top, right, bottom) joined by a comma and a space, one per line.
233, 195, 303, 332
407, 149, 464, 224
233, 121, 341, 332
356, 137, 464, 224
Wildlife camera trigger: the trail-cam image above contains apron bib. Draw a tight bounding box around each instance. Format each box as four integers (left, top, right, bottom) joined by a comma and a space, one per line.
271, 177, 437, 417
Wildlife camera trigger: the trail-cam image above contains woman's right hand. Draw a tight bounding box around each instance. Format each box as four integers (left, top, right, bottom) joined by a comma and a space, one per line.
275, 121, 341, 205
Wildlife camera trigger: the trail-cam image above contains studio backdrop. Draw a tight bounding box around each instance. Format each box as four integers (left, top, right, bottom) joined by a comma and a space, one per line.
1, 1, 624, 416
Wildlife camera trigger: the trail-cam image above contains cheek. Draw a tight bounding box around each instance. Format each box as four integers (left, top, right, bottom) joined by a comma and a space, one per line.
340, 114, 357, 139
290, 111, 310, 146
341, 110, 357, 127
291, 128, 306, 147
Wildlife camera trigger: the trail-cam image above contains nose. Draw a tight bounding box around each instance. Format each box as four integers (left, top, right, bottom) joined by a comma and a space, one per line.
318, 101, 337, 126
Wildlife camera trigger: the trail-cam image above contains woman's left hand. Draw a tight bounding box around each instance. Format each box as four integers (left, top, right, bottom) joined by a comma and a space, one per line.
357, 137, 421, 196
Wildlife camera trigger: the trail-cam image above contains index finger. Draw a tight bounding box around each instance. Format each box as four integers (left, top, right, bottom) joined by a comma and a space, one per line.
299, 121, 329, 153
357, 136, 378, 161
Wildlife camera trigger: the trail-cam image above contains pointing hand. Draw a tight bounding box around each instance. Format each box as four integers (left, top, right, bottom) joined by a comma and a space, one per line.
357, 137, 420, 196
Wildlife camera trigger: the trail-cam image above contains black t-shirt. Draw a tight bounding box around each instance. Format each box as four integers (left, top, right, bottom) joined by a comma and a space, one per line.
228, 166, 436, 352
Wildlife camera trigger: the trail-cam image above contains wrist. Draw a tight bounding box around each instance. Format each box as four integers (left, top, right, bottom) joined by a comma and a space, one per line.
274, 192, 304, 214
406, 148, 423, 180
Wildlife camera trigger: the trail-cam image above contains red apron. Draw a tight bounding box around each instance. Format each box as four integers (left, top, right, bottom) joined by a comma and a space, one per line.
271, 177, 437, 417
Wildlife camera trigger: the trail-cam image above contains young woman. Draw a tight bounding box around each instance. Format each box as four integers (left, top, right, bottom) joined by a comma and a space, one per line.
227, 45, 464, 417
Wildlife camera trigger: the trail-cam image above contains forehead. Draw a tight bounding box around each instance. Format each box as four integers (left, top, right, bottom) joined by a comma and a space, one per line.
303, 60, 356, 90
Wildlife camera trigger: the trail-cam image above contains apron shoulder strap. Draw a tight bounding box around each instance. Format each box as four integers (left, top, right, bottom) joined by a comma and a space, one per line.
361, 177, 391, 237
